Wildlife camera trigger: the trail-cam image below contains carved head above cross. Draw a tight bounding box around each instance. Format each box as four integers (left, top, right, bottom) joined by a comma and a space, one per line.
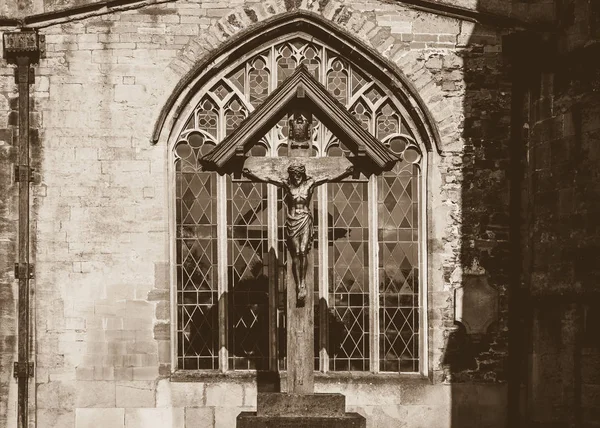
288, 108, 312, 157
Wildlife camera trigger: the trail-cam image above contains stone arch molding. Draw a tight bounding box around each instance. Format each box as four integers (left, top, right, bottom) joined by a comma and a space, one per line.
152, 9, 444, 154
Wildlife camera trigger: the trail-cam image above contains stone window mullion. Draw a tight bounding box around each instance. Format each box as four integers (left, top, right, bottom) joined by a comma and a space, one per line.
369, 175, 380, 373
216, 99, 229, 372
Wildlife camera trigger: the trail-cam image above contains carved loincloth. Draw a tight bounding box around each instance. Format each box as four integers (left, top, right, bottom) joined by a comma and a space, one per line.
285, 210, 313, 254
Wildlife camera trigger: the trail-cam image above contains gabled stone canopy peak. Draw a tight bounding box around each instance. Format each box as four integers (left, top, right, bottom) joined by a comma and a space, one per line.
200, 65, 397, 172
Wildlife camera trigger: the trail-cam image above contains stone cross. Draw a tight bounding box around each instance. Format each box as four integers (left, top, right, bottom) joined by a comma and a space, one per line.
242, 109, 353, 393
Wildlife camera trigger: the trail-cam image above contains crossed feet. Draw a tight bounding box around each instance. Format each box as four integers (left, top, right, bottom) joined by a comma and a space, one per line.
297, 282, 307, 307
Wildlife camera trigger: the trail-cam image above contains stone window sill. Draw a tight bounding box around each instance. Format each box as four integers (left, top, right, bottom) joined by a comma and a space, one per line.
170, 370, 431, 386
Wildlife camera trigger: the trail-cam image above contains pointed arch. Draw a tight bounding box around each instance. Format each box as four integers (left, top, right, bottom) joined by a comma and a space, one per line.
151, 11, 441, 155
167, 11, 432, 375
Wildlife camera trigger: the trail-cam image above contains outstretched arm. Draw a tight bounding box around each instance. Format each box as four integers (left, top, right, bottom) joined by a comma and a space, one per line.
242, 167, 287, 188
313, 164, 354, 186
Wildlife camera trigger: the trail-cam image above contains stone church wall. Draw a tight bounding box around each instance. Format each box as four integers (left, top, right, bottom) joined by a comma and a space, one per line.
522, 49, 600, 428
0, 58, 20, 428
0, 0, 514, 427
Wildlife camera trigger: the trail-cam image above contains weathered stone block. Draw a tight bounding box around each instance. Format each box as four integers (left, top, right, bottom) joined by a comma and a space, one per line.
76, 408, 124, 428
125, 407, 184, 428
75, 381, 116, 408
243, 383, 258, 407
171, 382, 206, 407
38, 409, 75, 428
215, 406, 246, 427
206, 382, 244, 407
352, 404, 404, 427
400, 384, 451, 406
316, 382, 401, 407
132, 366, 159, 381
404, 405, 450, 428
412, 14, 460, 35
37, 381, 76, 409
185, 407, 215, 428
116, 381, 155, 407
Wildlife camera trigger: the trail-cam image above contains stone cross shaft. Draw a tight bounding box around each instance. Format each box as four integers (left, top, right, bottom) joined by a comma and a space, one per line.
242, 110, 353, 393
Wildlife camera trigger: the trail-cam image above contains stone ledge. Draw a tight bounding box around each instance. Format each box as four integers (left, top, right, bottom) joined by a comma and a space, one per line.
237, 411, 366, 428
170, 370, 431, 386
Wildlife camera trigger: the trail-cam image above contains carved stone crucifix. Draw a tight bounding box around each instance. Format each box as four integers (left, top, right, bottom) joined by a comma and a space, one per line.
242, 109, 353, 307
243, 108, 353, 394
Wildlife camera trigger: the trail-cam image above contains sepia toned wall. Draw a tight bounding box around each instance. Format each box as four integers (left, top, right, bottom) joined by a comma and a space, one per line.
518, 40, 600, 428
0, 0, 521, 427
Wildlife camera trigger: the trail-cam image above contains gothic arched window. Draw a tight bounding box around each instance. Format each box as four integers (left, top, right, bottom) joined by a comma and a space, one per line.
172, 35, 425, 374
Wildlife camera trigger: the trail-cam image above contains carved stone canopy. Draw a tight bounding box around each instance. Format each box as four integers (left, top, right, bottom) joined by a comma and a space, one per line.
199, 65, 398, 174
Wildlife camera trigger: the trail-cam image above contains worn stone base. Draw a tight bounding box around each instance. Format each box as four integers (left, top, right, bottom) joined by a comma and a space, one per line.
257, 393, 346, 417
236, 412, 366, 428
238, 393, 365, 427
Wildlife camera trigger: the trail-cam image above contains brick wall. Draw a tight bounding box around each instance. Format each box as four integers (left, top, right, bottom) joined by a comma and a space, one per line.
0, 0, 515, 427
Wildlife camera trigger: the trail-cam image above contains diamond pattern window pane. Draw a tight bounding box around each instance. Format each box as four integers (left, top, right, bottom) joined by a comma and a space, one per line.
378, 160, 420, 372
176, 145, 218, 369
227, 176, 270, 370
276, 187, 288, 371
328, 182, 369, 371
365, 86, 384, 104
227, 66, 245, 93
351, 68, 368, 95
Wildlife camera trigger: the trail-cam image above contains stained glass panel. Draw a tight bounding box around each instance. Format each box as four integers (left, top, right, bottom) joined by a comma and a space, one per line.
377, 103, 400, 140
365, 85, 384, 104
351, 101, 371, 132
276, 186, 288, 371
227, 176, 270, 370
196, 98, 218, 140
212, 82, 230, 100
277, 45, 296, 85
225, 98, 247, 137
327, 59, 348, 104
300, 44, 320, 80
176, 139, 218, 370
249, 57, 270, 107
351, 69, 368, 95
328, 182, 369, 371
228, 67, 245, 93
378, 160, 420, 372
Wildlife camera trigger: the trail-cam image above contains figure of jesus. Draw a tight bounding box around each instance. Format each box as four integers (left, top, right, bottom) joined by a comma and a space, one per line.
242, 161, 353, 305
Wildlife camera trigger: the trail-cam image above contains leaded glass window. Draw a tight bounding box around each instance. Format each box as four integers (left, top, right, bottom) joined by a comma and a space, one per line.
173, 35, 424, 373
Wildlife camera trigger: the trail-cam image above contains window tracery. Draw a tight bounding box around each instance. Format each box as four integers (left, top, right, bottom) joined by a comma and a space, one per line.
173, 35, 424, 374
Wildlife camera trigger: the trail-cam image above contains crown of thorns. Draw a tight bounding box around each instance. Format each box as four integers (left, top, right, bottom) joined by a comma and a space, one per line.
287, 163, 306, 175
